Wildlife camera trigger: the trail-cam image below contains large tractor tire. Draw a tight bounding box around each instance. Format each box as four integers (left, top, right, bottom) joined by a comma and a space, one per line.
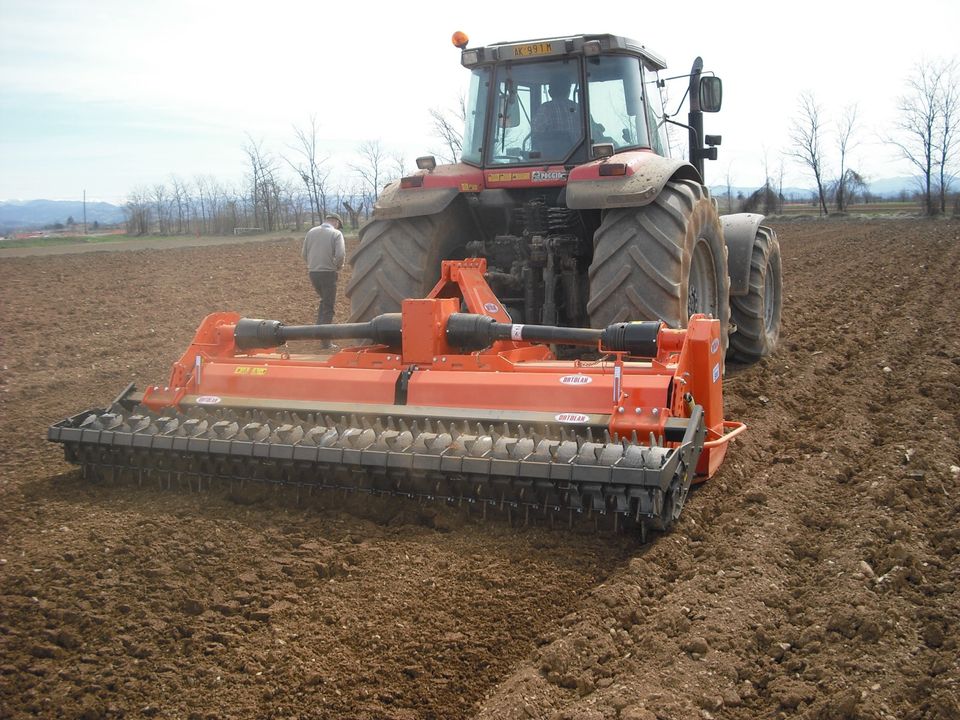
587, 179, 731, 352
728, 226, 782, 362
347, 204, 468, 322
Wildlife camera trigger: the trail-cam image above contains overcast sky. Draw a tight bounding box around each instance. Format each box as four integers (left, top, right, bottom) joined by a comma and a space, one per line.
1, 0, 958, 202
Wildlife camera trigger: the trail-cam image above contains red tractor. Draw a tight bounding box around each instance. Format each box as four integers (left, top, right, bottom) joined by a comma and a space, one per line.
348, 32, 781, 361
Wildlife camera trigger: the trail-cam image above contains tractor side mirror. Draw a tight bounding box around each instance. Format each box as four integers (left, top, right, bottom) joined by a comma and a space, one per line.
700, 76, 722, 113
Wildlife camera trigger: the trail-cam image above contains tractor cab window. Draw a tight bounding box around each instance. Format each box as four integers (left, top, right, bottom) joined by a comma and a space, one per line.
462, 67, 491, 165
487, 60, 585, 165
585, 55, 650, 151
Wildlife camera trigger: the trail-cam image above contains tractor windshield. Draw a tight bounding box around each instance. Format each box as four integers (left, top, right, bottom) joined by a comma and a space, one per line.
462, 55, 655, 167
487, 59, 584, 165
585, 54, 651, 152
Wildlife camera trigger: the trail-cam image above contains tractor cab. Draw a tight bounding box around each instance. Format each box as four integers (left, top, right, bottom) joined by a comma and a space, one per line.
459, 35, 671, 168
347, 32, 774, 363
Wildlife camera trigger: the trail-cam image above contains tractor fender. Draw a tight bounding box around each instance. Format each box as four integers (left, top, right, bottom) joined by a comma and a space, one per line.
565, 152, 701, 210
371, 180, 460, 220
720, 213, 765, 296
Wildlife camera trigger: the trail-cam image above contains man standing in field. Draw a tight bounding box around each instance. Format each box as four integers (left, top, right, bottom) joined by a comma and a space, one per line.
302, 212, 345, 349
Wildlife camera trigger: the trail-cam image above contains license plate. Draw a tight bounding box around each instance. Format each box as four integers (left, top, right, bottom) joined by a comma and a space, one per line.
512, 42, 554, 58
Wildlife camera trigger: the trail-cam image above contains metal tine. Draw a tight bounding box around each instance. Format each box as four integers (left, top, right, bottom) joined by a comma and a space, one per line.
604, 429, 611, 444
649, 431, 657, 448
394, 429, 414, 451
386, 416, 397, 431
586, 427, 594, 443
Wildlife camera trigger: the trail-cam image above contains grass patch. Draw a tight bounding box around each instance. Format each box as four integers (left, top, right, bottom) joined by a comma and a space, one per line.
1, 229, 361, 250
0, 235, 99, 249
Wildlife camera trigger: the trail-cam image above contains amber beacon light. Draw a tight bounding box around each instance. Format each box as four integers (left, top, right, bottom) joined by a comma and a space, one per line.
451, 31, 469, 49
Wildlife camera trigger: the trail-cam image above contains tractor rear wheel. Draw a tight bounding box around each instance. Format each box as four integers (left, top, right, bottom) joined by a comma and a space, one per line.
728, 226, 782, 362
347, 204, 468, 322
587, 179, 730, 351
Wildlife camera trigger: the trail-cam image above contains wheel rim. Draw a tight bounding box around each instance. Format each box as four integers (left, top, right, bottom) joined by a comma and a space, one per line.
688, 238, 719, 318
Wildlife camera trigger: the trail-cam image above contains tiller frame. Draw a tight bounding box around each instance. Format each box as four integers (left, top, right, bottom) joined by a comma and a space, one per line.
49, 260, 744, 534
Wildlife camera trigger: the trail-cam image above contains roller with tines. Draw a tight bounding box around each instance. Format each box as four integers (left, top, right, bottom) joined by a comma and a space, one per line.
48, 259, 745, 537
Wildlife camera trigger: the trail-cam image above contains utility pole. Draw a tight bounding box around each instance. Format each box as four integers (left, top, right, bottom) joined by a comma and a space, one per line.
83, 189, 87, 235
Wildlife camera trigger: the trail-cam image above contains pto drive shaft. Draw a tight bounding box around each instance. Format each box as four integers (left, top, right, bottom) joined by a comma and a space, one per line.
234, 314, 662, 357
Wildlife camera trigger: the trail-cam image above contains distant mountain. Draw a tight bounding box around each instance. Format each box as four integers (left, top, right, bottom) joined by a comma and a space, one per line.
710, 176, 919, 202
864, 176, 917, 197
0, 199, 125, 231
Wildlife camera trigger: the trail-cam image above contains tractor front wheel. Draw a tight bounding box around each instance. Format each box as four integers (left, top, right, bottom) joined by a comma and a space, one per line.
728, 226, 782, 362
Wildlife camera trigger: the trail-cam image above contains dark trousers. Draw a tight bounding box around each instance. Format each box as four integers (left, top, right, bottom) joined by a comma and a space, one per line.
308, 270, 338, 326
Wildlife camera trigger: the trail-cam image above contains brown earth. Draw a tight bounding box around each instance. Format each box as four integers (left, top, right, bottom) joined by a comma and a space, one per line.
1, 219, 958, 719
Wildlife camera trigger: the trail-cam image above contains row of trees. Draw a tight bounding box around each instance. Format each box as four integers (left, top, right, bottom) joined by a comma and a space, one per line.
123, 119, 410, 236
788, 58, 958, 216
123, 58, 958, 235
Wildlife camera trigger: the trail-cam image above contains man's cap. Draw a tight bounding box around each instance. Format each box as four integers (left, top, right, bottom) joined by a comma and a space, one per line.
324, 212, 343, 225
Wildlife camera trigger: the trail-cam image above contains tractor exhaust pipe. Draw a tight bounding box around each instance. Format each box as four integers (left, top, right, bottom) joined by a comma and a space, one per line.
688, 56, 705, 181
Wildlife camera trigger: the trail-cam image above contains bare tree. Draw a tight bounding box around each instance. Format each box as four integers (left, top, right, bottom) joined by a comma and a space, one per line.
194, 176, 209, 235
244, 135, 279, 230
844, 169, 869, 205
124, 187, 151, 236
935, 61, 960, 214
758, 146, 779, 215
285, 116, 332, 226
429, 95, 466, 164
891, 60, 948, 215
351, 139, 389, 203
835, 105, 860, 212
390, 151, 407, 184
788, 92, 829, 216
776, 158, 786, 214
152, 183, 168, 233
170, 175, 189, 233
724, 163, 735, 213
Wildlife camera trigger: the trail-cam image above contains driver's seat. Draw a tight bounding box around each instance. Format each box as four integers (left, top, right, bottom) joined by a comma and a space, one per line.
531, 129, 578, 160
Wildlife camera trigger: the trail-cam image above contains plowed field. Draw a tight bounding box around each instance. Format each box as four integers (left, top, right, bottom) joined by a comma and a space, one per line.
1, 219, 958, 719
